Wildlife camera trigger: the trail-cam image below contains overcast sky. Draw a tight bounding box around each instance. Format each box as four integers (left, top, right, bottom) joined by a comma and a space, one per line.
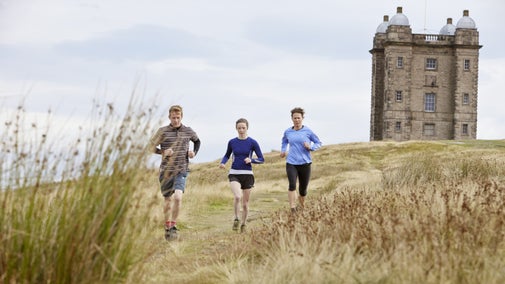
1, 0, 504, 163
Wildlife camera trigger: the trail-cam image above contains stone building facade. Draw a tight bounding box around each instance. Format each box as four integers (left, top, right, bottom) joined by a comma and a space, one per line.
369, 7, 482, 141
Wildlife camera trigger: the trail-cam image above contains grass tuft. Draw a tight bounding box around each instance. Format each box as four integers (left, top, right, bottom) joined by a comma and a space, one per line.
0, 93, 159, 283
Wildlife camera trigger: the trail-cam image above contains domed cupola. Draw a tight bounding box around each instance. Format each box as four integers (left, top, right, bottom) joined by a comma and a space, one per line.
376, 15, 389, 33
440, 18, 456, 35
456, 10, 476, 29
389, 7, 409, 26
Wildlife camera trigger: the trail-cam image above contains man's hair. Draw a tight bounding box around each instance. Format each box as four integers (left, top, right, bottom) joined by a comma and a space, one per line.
235, 118, 249, 129
169, 105, 183, 116
290, 107, 305, 117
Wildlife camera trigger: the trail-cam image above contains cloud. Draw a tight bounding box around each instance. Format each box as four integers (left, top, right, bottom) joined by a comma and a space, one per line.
1, 0, 504, 164
54, 25, 221, 62
477, 58, 505, 139
244, 15, 371, 59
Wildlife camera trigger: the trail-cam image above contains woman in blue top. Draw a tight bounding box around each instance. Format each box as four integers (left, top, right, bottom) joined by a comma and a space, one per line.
280, 107, 322, 213
219, 118, 264, 232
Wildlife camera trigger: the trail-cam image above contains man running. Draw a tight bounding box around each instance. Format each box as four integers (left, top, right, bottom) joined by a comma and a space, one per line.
150, 105, 201, 240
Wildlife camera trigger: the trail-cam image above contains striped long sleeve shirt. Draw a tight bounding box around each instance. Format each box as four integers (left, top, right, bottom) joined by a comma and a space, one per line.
150, 124, 200, 175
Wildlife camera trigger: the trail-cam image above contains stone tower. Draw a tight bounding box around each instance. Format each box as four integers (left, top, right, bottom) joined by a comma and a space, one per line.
369, 7, 482, 141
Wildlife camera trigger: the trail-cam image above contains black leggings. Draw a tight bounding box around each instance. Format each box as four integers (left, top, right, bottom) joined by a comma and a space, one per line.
286, 163, 311, 197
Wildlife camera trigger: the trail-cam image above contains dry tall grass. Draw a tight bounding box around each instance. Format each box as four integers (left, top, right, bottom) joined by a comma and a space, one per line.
135, 140, 505, 284
237, 142, 505, 284
1, 96, 159, 283
3, 96, 505, 283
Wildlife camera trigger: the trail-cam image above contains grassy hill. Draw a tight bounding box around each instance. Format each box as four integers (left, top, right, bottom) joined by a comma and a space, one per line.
2, 101, 505, 283
134, 140, 505, 283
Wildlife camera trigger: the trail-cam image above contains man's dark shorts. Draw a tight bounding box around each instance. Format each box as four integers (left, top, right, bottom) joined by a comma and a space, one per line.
159, 171, 188, 197
228, 174, 255, 190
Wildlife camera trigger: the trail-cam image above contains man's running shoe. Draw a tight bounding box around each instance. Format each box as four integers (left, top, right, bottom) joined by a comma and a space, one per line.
232, 218, 240, 231
240, 224, 246, 233
164, 226, 171, 240
165, 226, 178, 241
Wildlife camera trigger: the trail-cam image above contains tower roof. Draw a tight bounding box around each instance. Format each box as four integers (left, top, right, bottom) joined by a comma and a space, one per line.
389, 7, 409, 26
376, 15, 389, 33
440, 18, 456, 35
456, 10, 476, 29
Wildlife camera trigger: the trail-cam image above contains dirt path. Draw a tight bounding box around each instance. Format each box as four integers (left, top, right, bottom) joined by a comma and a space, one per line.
136, 160, 382, 282
137, 187, 290, 283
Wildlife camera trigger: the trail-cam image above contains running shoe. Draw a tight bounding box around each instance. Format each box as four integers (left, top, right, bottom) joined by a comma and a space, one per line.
165, 226, 178, 241
233, 218, 240, 231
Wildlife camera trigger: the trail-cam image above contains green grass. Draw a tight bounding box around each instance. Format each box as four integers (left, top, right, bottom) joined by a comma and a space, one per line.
1, 96, 159, 283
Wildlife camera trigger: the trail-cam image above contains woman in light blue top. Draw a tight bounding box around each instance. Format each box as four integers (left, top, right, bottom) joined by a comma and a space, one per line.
280, 107, 322, 213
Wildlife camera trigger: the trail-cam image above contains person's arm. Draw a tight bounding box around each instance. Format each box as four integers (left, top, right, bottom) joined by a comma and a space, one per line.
220, 140, 233, 165
308, 130, 322, 151
251, 139, 264, 164
184, 126, 201, 157
149, 129, 162, 155
186, 138, 200, 159
192, 138, 201, 155
280, 130, 289, 157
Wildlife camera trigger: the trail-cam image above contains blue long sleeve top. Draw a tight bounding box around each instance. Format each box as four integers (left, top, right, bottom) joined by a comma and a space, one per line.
281, 125, 322, 165
220, 137, 264, 174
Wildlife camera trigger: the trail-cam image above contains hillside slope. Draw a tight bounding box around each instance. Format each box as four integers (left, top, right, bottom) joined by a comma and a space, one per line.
133, 139, 505, 283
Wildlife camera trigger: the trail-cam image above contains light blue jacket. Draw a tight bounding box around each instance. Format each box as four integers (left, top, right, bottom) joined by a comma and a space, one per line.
281, 126, 322, 165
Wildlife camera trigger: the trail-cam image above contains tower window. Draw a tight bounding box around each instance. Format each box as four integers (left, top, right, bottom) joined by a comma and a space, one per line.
396, 91, 403, 102
424, 93, 436, 112
423, 123, 435, 136
395, 121, 402, 132
397, 57, 404, 68
426, 58, 437, 70
462, 124, 469, 135
464, 59, 470, 71
463, 93, 470, 105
